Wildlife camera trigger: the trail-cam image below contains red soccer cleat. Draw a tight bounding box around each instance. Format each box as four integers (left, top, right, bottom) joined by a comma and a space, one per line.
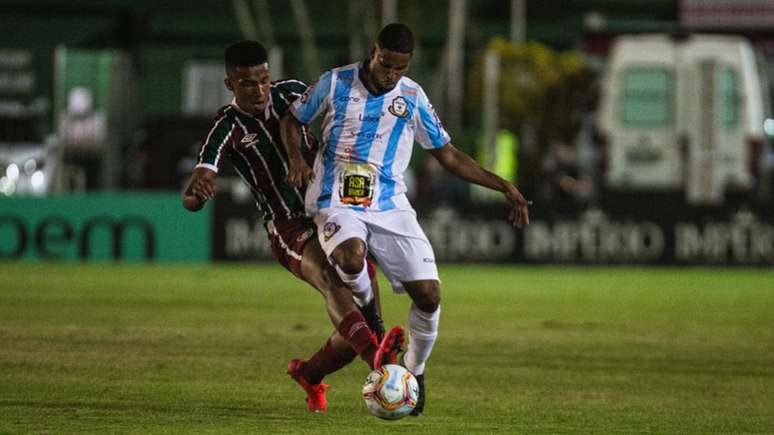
373, 326, 405, 369
287, 359, 330, 413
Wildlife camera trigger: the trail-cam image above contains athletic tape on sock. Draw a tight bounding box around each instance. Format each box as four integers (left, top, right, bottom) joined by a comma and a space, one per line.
335, 263, 373, 307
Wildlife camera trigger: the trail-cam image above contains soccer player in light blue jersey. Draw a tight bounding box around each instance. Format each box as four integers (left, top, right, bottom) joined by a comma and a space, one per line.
280, 23, 530, 415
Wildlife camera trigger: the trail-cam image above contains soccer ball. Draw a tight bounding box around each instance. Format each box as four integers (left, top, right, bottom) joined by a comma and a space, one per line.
362, 364, 419, 420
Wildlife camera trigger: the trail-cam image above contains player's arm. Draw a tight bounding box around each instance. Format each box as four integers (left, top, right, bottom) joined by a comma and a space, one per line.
182, 167, 218, 212
429, 143, 530, 228
279, 113, 314, 188
280, 71, 333, 188
184, 111, 233, 211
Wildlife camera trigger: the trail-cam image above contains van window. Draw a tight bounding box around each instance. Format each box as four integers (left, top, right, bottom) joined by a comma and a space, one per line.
620, 67, 673, 127
718, 66, 739, 128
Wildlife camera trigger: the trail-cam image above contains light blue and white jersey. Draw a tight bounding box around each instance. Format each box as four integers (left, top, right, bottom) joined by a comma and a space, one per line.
290, 62, 450, 214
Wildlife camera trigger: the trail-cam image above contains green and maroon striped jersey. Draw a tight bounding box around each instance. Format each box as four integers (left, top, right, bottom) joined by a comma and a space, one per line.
196, 79, 317, 224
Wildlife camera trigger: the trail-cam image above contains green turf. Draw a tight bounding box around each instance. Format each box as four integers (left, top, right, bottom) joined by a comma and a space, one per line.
1, 263, 773, 434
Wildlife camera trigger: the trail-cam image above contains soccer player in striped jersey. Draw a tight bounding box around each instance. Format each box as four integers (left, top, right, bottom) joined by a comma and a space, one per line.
281, 24, 531, 415
182, 40, 404, 413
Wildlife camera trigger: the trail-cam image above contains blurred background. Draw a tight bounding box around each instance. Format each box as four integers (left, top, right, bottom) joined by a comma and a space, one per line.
1, 0, 773, 265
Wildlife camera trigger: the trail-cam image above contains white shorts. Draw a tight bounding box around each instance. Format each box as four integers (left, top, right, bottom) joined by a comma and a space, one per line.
314, 208, 439, 293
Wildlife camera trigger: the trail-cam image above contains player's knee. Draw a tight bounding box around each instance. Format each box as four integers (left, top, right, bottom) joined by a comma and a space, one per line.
416, 295, 440, 313
331, 239, 366, 275
336, 257, 365, 275
413, 282, 440, 313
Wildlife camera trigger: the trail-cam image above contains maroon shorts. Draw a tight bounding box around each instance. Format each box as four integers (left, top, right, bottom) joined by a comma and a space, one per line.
269, 217, 379, 280
268, 218, 316, 278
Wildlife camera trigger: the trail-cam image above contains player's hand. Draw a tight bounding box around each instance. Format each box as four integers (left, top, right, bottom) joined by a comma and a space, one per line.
504, 184, 530, 229
191, 174, 217, 202
183, 168, 217, 212
286, 156, 314, 188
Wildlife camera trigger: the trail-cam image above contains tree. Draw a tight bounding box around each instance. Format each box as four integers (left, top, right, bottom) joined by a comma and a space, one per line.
467, 37, 593, 196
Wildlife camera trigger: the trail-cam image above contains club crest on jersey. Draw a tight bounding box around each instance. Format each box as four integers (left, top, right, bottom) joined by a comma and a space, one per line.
388, 96, 408, 118
322, 222, 341, 242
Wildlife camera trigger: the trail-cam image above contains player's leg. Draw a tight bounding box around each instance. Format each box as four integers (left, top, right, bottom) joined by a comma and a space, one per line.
299, 237, 381, 366
287, 230, 403, 412
315, 211, 374, 308
400, 279, 440, 416
361, 256, 385, 340
287, 243, 379, 413
400, 279, 441, 374
288, 258, 384, 384
269, 219, 388, 412
269, 217, 383, 362
287, 256, 386, 406
314, 210, 405, 365
364, 210, 441, 416
301, 254, 385, 337
286, 331, 355, 413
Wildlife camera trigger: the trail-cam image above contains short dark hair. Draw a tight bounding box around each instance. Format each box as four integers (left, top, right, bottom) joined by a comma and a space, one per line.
377, 23, 414, 54
225, 40, 268, 74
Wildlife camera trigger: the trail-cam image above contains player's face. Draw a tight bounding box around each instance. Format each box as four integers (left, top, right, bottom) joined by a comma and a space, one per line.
225, 63, 271, 115
367, 45, 411, 93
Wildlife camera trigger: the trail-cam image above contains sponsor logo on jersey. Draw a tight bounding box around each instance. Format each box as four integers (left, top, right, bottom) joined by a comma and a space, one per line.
348, 129, 383, 140
388, 96, 408, 118
241, 133, 257, 143
322, 222, 341, 242
337, 95, 361, 103
359, 113, 383, 123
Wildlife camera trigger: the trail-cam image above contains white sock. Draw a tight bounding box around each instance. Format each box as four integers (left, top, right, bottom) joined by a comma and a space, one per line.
404, 302, 440, 376
335, 263, 373, 307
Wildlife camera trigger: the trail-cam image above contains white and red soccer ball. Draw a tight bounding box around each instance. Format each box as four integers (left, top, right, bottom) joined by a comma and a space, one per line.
362, 364, 419, 420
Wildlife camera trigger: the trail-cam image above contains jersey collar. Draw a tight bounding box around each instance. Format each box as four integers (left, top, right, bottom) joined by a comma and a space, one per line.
358, 60, 399, 97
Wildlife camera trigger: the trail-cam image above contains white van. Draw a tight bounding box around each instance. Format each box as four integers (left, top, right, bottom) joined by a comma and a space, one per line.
597, 33, 768, 205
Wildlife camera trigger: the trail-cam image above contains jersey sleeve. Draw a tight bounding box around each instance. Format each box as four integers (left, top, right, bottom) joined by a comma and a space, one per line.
289, 70, 333, 124
272, 79, 308, 115
413, 87, 451, 150
195, 111, 235, 173
275, 78, 307, 98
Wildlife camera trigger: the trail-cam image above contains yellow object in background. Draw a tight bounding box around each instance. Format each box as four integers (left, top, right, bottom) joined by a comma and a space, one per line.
473, 129, 518, 202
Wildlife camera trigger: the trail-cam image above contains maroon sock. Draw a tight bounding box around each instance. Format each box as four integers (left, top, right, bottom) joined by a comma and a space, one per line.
302, 339, 356, 385
337, 310, 378, 365
366, 256, 377, 280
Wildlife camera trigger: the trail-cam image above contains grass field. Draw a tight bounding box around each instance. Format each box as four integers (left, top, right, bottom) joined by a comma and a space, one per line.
1, 263, 773, 434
